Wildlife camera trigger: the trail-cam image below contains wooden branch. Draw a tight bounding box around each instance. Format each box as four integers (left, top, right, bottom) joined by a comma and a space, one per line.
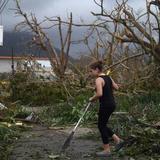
150, 0, 160, 9
104, 53, 144, 71
115, 35, 152, 49
93, 0, 104, 15
113, 112, 128, 115
58, 17, 64, 53
123, 9, 156, 43
65, 13, 72, 70
46, 17, 109, 28
148, 2, 160, 43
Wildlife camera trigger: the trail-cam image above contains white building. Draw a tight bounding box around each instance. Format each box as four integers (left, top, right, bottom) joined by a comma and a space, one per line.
0, 56, 55, 79
0, 56, 19, 73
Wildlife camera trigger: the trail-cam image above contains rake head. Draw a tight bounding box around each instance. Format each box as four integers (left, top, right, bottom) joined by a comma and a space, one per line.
60, 131, 74, 153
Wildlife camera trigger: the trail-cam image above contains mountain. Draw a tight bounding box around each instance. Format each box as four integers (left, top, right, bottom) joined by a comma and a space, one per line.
0, 31, 55, 57
0, 31, 80, 66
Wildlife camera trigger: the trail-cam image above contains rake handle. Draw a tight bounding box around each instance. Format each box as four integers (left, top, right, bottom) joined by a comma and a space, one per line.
73, 102, 91, 132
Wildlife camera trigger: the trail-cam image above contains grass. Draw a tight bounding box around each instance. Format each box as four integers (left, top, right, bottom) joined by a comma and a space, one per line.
0, 103, 32, 159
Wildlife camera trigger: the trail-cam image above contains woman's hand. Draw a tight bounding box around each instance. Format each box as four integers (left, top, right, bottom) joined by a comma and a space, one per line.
89, 95, 98, 102
89, 97, 94, 102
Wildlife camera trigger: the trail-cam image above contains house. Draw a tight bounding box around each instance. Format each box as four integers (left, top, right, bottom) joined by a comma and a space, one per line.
0, 56, 56, 79
0, 56, 21, 73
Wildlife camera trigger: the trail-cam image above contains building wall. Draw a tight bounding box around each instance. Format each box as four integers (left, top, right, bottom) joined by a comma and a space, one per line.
0, 59, 55, 80
0, 59, 17, 73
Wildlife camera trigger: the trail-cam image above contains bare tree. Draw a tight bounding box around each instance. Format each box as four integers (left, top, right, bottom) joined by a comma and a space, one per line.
92, 0, 160, 63
14, 0, 72, 79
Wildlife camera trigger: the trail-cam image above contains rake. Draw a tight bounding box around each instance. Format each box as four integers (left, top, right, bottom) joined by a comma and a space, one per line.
60, 102, 92, 153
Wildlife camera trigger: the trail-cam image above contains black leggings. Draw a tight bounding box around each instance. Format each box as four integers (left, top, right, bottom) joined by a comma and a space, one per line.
98, 105, 115, 144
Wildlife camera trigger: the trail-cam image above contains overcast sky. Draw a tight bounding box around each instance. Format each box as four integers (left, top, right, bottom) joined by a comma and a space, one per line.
1, 0, 146, 30
1, 0, 147, 57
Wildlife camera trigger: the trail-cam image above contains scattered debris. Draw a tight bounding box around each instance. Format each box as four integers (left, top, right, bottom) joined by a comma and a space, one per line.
25, 112, 44, 125
154, 122, 160, 129
0, 102, 7, 110
48, 154, 60, 159
25, 112, 36, 121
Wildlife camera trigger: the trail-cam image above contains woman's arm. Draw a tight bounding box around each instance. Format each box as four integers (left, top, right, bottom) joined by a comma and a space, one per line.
111, 77, 119, 90
89, 77, 103, 102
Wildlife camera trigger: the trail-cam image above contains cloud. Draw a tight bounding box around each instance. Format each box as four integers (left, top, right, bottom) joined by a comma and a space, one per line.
0, 0, 147, 57
2, 0, 146, 30
2, 0, 99, 30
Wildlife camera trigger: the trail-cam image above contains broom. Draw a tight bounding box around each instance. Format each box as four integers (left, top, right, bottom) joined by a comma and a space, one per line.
60, 102, 91, 153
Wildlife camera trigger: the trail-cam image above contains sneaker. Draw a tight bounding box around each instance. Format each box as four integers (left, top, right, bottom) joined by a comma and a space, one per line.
96, 150, 111, 157
115, 139, 125, 151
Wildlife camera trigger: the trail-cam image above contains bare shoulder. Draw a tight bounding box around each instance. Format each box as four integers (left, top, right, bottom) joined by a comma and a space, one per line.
96, 77, 104, 82
95, 77, 105, 86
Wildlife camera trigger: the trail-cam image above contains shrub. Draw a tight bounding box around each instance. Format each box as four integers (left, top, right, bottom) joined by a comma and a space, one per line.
9, 72, 66, 105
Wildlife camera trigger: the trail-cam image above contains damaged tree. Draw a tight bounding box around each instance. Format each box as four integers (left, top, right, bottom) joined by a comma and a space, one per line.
92, 0, 160, 63
14, 0, 72, 80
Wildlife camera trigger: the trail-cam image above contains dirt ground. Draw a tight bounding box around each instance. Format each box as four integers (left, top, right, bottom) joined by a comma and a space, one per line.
8, 124, 129, 160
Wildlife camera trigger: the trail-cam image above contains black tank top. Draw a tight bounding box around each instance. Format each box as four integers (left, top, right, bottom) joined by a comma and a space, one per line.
98, 75, 115, 106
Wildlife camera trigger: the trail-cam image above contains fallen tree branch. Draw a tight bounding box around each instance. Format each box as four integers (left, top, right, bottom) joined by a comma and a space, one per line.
104, 52, 144, 70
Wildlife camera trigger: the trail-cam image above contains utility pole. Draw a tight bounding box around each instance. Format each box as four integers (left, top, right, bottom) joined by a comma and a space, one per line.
11, 47, 14, 76
11, 47, 15, 101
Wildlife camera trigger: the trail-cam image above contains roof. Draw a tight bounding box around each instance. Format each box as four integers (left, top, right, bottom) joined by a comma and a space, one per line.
0, 56, 49, 60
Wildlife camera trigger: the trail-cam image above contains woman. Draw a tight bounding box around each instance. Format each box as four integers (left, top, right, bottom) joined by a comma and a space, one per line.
89, 60, 123, 157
